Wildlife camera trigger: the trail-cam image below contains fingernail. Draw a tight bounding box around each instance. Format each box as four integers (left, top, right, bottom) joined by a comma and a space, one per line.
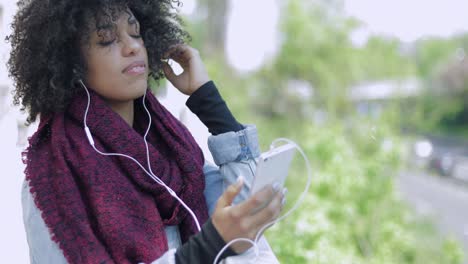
281, 197, 287, 206
282, 188, 288, 196
272, 182, 281, 192
237, 176, 244, 185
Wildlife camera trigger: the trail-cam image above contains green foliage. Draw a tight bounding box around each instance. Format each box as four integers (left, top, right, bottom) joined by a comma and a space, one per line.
402, 88, 466, 133
405, 35, 468, 135
262, 119, 463, 263
255, 0, 416, 117
358, 36, 416, 80
190, 0, 466, 262
205, 61, 464, 263
414, 36, 468, 77
274, 0, 358, 108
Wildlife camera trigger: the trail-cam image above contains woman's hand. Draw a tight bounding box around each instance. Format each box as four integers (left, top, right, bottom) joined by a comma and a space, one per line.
162, 44, 210, 95
211, 178, 286, 254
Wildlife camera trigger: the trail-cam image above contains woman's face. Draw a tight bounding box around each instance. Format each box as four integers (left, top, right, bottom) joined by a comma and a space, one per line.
81, 9, 149, 104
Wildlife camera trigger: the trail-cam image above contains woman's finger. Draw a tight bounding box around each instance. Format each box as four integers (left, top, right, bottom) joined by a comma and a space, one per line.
162, 43, 183, 59
216, 176, 244, 210
162, 62, 176, 80
234, 183, 280, 216
163, 44, 192, 62
247, 188, 285, 229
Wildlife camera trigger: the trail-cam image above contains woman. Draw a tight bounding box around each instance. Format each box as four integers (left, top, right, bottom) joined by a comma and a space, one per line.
8, 0, 286, 263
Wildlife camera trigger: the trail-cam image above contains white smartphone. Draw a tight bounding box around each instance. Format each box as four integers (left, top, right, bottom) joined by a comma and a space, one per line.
250, 143, 297, 195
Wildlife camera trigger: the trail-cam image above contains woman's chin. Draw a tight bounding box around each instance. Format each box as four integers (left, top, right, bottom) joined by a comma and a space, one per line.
130, 79, 149, 97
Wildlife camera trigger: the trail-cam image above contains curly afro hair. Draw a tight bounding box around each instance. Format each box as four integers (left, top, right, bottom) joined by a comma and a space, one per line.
7, 0, 189, 124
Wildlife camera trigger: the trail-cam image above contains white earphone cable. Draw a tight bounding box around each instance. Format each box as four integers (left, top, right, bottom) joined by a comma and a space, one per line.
79, 80, 201, 231
213, 138, 313, 264
140, 90, 201, 231
79, 80, 312, 263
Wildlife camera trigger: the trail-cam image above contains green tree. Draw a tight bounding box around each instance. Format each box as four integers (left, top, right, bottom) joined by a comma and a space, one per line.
182, 0, 466, 262
405, 35, 468, 136
251, 0, 415, 118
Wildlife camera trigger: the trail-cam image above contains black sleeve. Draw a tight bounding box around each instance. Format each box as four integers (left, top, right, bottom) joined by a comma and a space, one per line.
175, 218, 237, 264
186, 81, 244, 135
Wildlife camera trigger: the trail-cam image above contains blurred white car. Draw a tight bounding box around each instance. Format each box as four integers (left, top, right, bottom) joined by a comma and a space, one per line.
452, 156, 468, 182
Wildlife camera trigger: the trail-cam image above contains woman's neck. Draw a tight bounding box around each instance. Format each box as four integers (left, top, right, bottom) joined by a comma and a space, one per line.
108, 100, 134, 127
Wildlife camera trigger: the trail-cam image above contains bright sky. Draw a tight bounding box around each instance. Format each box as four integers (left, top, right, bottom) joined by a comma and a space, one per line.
345, 0, 468, 42
181, 0, 468, 71
179, 0, 280, 73
225, 0, 280, 73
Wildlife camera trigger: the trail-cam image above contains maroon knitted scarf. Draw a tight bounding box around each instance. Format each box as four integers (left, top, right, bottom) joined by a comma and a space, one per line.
23, 88, 208, 263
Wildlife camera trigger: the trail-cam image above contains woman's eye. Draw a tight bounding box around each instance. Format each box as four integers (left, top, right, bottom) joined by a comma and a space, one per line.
97, 33, 141, 46
98, 39, 115, 46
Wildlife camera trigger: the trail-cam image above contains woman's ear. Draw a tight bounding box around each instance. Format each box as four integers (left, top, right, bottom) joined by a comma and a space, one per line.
72, 68, 85, 89
72, 67, 85, 83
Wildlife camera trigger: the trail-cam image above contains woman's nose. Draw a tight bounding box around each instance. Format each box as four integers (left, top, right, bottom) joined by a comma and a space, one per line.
121, 35, 142, 56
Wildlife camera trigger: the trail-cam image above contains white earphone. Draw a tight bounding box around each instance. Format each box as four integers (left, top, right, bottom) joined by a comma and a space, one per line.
78, 79, 202, 231
77, 79, 313, 264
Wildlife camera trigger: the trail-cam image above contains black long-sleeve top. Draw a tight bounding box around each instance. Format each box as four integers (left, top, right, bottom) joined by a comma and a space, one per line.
174, 81, 242, 263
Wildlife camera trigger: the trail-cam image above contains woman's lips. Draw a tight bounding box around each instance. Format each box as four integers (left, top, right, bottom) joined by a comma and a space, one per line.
125, 65, 146, 75
123, 61, 146, 75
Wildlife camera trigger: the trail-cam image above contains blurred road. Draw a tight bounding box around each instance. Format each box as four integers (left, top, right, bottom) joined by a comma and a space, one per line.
397, 171, 468, 257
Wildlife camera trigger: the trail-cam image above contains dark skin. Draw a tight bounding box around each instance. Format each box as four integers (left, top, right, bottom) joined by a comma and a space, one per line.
81, 10, 150, 126
81, 10, 285, 253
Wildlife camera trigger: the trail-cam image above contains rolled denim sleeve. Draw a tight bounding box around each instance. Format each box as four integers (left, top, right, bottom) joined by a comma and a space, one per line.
203, 162, 224, 216
207, 125, 261, 205
203, 125, 280, 264
207, 125, 260, 166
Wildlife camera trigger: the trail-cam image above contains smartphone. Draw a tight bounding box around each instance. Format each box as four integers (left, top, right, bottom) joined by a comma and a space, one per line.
250, 143, 296, 195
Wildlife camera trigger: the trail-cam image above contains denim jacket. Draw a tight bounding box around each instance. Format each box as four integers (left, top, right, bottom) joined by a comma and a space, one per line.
22, 125, 279, 264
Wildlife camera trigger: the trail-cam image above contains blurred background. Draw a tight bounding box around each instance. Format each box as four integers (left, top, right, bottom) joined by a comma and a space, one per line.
1, 0, 467, 263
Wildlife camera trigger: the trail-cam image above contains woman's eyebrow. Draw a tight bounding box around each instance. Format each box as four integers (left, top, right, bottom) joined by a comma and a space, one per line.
128, 16, 140, 33
96, 24, 114, 31
128, 15, 138, 25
